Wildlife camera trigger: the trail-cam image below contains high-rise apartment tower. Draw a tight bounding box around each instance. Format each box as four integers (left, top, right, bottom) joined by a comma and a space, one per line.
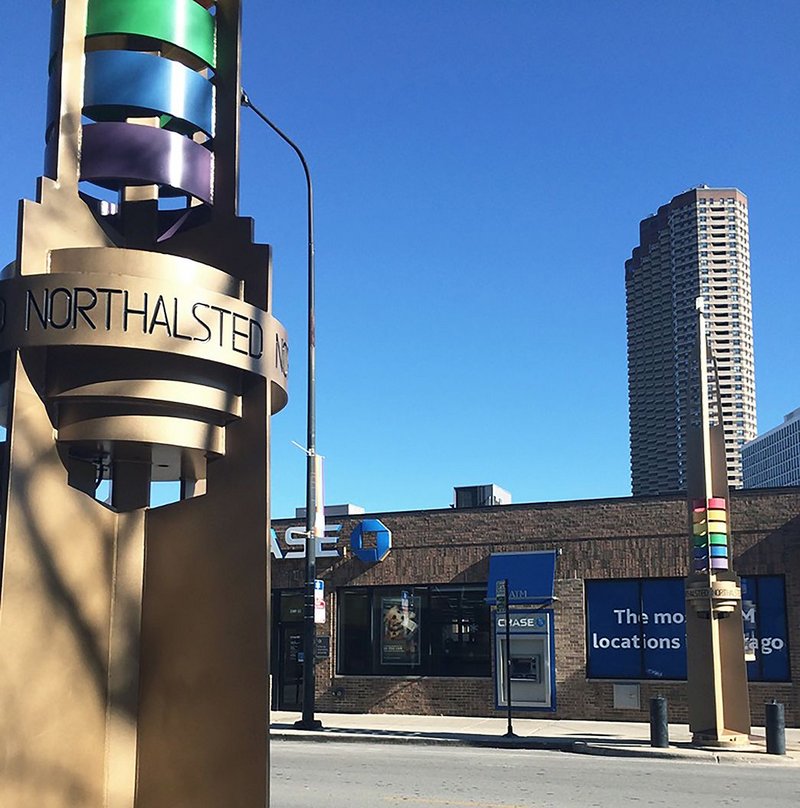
626, 187, 756, 495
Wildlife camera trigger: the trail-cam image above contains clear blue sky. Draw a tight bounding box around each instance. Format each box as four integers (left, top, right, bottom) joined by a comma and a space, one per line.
1, 3, 798, 517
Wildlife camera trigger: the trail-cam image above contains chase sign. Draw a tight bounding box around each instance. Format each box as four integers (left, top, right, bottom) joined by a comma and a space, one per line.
350, 519, 392, 563
271, 518, 392, 563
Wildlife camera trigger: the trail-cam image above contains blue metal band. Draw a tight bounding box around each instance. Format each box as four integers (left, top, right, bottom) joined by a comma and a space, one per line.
84, 50, 214, 137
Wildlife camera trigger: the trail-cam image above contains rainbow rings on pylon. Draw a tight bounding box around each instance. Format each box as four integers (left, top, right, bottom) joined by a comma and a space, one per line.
77, 0, 217, 203
692, 497, 730, 572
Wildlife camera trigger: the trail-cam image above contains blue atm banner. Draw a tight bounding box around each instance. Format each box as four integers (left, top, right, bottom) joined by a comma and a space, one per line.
486, 551, 557, 605
585, 576, 789, 682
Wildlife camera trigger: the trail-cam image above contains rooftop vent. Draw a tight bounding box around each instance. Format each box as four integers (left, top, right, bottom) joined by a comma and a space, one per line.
453, 484, 511, 509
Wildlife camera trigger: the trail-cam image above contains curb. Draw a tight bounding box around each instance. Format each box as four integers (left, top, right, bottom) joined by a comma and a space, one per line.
271, 731, 573, 751
570, 741, 717, 761
270, 729, 799, 764
570, 741, 798, 764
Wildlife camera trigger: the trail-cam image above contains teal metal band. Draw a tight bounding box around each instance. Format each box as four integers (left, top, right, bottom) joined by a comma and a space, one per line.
86, 0, 216, 67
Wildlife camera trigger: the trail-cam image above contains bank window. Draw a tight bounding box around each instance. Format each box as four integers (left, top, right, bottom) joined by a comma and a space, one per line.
337, 584, 491, 677
338, 590, 371, 675
428, 586, 491, 676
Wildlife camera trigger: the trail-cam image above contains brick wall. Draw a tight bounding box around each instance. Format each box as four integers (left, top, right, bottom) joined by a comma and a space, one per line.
272, 488, 800, 725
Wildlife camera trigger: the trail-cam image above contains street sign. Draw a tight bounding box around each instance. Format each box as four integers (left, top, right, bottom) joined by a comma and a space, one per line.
315, 635, 330, 660
314, 579, 326, 624
495, 579, 507, 610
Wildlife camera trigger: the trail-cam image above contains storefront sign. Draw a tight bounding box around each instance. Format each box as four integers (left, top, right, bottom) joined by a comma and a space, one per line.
270, 524, 342, 560
350, 519, 392, 563
585, 576, 789, 681
270, 518, 393, 562
496, 613, 548, 632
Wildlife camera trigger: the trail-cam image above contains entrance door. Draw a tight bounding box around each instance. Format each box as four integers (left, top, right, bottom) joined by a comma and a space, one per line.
276, 625, 304, 710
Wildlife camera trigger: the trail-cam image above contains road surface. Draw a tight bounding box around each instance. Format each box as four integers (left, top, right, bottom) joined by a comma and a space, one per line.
271, 739, 797, 808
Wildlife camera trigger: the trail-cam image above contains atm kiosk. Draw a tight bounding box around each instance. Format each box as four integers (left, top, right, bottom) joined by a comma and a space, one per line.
487, 551, 557, 711
494, 610, 555, 710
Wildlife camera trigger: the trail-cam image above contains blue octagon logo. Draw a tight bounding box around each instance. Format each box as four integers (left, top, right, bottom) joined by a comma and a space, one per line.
350, 519, 392, 563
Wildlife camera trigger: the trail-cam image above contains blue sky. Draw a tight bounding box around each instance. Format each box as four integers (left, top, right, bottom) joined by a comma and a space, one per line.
1, 3, 799, 517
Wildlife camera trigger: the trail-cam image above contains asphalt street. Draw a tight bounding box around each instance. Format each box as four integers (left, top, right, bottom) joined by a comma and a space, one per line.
271, 739, 798, 808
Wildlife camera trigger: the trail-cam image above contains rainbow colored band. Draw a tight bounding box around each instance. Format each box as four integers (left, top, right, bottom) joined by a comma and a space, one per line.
86, 0, 216, 67
79, 0, 217, 203
81, 123, 213, 204
84, 51, 215, 137
691, 497, 730, 572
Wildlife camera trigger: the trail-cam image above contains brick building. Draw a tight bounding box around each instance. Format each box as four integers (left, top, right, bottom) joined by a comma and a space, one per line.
271, 488, 800, 726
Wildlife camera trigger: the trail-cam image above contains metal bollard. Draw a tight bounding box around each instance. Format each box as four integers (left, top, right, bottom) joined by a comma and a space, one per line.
765, 701, 786, 755
650, 696, 669, 748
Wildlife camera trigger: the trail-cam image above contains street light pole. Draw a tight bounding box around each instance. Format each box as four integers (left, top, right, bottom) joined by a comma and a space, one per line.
241, 91, 322, 730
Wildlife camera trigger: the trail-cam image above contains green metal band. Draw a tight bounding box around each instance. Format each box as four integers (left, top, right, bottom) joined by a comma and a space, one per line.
86, 0, 216, 67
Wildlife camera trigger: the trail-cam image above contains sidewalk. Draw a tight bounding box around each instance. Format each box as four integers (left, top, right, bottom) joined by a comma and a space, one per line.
271, 711, 800, 764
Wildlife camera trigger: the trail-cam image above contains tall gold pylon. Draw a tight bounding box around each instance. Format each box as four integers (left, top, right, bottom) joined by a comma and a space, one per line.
0, 2, 286, 805
684, 298, 750, 745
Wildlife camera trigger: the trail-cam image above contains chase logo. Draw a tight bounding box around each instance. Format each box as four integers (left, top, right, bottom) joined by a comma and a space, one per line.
350, 519, 392, 563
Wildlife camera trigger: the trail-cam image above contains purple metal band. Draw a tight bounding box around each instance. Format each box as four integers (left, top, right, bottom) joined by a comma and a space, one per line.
80, 122, 213, 204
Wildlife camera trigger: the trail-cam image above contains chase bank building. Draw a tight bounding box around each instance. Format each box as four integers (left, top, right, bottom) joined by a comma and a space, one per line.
270, 485, 799, 726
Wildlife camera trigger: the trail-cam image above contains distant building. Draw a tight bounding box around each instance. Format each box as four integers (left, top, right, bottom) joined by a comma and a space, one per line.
626, 186, 756, 495
742, 408, 800, 488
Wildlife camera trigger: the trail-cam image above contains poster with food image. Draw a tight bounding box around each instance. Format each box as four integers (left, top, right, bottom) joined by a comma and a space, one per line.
381, 595, 421, 665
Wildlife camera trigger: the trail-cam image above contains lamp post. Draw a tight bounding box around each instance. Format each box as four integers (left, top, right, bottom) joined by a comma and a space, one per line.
242, 91, 323, 730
